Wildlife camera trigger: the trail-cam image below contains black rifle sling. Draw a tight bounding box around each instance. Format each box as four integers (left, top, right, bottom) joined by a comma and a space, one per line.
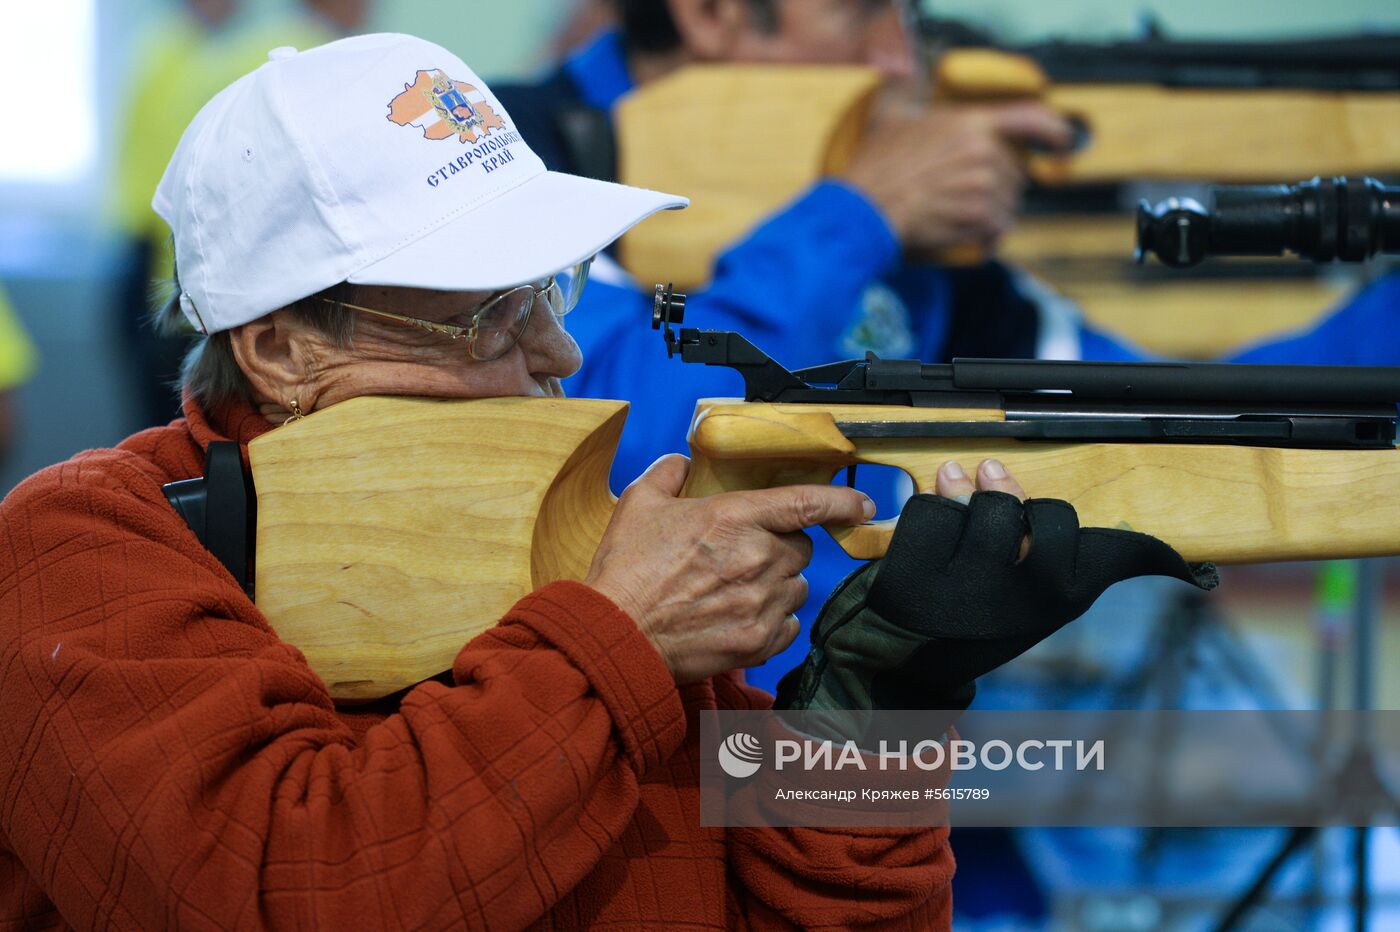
554, 101, 617, 184
161, 441, 255, 597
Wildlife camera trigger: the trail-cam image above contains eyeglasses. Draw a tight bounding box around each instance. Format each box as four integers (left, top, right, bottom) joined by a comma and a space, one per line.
322, 258, 591, 362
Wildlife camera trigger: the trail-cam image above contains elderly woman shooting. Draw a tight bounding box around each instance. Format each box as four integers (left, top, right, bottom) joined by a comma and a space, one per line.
0, 32, 1206, 931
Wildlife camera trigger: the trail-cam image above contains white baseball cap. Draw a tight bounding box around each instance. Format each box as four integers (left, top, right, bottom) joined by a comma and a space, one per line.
154, 32, 687, 334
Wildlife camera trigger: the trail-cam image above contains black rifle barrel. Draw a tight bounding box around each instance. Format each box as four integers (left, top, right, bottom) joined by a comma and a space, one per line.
946, 358, 1400, 405
1136, 176, 1400, 267
1018, 35, 1400, 90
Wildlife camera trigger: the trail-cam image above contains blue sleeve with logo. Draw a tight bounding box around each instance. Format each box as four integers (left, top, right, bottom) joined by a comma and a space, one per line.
565, 179, 901, 492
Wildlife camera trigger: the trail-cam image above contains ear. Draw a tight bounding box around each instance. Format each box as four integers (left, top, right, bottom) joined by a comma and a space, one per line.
227, 310, 319, 409
666, 0, 753, 60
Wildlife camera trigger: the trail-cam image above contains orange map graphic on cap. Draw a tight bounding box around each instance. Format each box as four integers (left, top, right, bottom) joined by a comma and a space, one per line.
388, 70, 506, 144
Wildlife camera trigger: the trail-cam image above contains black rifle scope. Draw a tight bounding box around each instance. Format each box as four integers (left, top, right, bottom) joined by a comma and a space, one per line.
1136, 176, 1399, 267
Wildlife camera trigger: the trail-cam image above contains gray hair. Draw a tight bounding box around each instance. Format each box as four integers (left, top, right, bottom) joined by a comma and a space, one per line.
153, 264, 357, 410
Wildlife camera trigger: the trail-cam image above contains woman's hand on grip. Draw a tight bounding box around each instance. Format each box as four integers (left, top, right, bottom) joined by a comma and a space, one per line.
585, 455, 874, 684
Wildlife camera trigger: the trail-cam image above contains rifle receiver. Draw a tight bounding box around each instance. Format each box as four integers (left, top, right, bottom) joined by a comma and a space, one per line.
655, 318, 1400, 451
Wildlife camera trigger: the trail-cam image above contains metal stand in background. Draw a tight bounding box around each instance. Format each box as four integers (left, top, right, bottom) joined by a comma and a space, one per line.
1214, 560, 1400, 932
1309, 562, 1353, 916
1104, 587, 1299, 715
1063, 582, 1315, 862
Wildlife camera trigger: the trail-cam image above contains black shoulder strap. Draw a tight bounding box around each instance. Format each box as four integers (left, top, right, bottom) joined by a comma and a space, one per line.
492, 69, 617, 182
554, 100, 616, 182
162, 441, 256, 596
942, 261, 1040, 362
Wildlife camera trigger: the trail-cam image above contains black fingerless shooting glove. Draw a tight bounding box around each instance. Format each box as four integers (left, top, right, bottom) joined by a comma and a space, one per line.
775, 492, 1219, 713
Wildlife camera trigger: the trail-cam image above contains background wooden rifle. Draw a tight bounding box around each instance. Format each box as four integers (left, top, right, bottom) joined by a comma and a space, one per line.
614, 33, 1400, 291
613, 29, 1400, 362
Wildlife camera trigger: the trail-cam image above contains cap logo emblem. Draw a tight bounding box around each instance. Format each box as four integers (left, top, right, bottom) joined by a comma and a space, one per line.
387, 69, 506, 144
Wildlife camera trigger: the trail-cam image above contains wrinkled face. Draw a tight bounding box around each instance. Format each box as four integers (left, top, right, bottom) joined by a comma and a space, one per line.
730, 0, 915, 78
319, 285, 582, 402
240, 283, 583, 418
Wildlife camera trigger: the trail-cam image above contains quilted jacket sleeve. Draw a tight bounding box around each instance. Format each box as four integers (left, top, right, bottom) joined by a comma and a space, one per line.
714, 673, 955, 930
0, 450, 685, 930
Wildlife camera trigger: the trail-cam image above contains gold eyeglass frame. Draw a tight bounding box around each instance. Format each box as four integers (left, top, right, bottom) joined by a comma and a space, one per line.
320, 259, 590, 362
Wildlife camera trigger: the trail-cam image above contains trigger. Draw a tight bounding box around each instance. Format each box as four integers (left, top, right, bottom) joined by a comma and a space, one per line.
846, 465, 857, 489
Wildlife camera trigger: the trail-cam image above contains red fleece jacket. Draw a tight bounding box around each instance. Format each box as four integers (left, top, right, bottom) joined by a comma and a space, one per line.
0, 396, 953, 930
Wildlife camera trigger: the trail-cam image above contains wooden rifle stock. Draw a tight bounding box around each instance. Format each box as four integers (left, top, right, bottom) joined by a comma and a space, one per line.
248, 396, 625, 702
681, 399, 1400, 564
248, 394, 1400, 702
